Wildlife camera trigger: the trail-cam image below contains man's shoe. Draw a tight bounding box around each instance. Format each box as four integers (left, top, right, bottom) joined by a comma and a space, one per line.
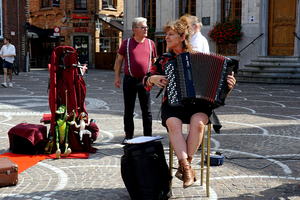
121, 137, 129, 145
8, 82, 12, 87
1, 82, 7, 88
121, 133, 133, 144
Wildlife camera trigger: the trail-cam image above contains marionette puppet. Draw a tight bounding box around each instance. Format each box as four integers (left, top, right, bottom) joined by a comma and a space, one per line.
55, 90, 76, 159
70, 112, 92, 145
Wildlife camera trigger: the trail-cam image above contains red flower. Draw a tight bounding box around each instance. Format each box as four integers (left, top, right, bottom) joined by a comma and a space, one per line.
208, 20, 243, 45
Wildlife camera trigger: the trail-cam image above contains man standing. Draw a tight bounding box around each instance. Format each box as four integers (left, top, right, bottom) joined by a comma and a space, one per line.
0, 36, 16, 88
189, 16, 210, 53
114, 17, 157, 143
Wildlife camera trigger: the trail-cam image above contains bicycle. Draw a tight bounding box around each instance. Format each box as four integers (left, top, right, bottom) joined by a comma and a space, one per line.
12, 60, 19, 75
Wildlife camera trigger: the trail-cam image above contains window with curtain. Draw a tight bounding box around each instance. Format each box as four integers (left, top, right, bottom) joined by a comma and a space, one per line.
221, 0, 242, 23
42, 0, 52, 7
142, 0, 156, 29
75, 0, 87, 10
179, 0, 196, 17
102, 0, 117, 9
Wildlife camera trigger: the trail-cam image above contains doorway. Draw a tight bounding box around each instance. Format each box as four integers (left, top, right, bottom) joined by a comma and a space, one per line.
268, 0, 297, 55
74, 36, 89, 64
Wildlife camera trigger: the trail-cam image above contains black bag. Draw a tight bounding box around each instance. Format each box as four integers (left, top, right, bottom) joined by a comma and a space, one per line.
121, 140, 172, 200
205, 152, 225, 166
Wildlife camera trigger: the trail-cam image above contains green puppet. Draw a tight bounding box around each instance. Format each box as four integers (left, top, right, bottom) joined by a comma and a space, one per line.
55, 104, 76, 159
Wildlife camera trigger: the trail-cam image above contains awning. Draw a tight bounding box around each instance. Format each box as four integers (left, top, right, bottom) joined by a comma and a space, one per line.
96, 14, 123, 31
28, 25, 55, 39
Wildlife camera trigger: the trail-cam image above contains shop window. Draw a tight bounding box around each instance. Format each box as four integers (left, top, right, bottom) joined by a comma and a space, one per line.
218, 0, 242, 55
142, 0, 156, 29
75, 0, 87, 10
74, 36, 89, 64
102, 0, 117, 9
100, 38, 111, 52
179, 0, 196, 17
42, 42, 56, 50
96, 20, 122, 53
99, 37, 122, 52
42, 0, 52, 7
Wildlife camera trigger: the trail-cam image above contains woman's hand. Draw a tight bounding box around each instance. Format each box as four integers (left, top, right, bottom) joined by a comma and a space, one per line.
227, 72, 236, 89
149, 75, 169, 89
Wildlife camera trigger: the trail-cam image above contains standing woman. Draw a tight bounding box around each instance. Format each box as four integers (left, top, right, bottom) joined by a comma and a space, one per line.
0, 36, 16, 88
143, 16, 236, 189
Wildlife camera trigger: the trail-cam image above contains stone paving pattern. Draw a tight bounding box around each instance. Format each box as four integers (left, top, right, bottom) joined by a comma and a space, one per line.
0, 69, 300, 199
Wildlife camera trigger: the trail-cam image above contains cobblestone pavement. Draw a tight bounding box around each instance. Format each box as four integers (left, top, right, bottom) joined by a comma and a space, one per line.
0, 69, 300, 200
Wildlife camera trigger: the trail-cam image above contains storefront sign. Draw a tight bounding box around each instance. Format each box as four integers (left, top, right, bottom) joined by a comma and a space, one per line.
73, 23, 89, 27
73, 14, 89, 20
74, 28, 87, 33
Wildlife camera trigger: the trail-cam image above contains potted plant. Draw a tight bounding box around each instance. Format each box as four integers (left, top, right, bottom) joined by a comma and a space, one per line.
208, 20, 243, 54
147, 27, 155, 41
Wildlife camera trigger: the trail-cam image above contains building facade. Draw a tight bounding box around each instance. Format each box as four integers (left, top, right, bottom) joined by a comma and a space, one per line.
123, 0, 300, 83
29, 0, 124, 69
0, 0, 29, 72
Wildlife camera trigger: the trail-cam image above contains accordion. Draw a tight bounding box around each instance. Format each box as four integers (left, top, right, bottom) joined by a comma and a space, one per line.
164, 51, 234, 108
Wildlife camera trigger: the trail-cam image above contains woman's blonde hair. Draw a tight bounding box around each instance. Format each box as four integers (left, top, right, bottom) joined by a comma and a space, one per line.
163, 15, 193, 53
189, 16, 203, 31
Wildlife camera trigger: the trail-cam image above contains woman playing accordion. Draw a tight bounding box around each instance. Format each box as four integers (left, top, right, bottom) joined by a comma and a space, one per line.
143, 15, 236, 189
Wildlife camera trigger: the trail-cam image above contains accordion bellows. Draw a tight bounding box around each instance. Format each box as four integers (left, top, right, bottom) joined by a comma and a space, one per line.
164, 51, 234, 108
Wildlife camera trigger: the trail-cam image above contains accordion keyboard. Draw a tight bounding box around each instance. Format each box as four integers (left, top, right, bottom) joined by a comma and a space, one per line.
164, 61, 181, 106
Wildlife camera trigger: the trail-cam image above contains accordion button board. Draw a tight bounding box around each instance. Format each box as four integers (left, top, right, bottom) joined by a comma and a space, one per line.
164, 60, 182, 107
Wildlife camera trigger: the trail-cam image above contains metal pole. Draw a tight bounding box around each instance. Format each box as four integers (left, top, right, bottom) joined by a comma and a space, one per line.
24, 25, 27, 72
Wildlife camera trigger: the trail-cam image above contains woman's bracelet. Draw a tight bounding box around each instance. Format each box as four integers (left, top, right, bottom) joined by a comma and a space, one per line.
148, 77, 154, 86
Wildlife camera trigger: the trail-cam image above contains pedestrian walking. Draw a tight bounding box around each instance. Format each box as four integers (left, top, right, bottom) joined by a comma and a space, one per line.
114, 17, 157, 144
0, 36, 16, 88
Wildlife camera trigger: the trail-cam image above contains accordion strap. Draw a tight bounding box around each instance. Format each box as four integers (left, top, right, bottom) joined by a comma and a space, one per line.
127, 38, 152, 77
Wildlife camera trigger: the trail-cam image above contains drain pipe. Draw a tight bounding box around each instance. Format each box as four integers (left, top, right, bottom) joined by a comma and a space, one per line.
17, 0, 21, 71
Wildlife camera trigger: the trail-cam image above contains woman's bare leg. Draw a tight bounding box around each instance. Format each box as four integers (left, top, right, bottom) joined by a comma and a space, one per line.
186, 113, 208, 157
166, 117, 187, 160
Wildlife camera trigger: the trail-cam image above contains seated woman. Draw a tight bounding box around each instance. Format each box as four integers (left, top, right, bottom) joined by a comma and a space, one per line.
143, 15, 236, 189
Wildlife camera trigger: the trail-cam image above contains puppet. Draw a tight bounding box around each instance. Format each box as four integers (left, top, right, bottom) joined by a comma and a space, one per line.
55, 90, 76, 159
71, 112, 92, 145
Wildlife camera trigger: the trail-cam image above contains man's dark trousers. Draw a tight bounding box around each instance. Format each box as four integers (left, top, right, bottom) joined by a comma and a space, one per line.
123, 74, 152, 138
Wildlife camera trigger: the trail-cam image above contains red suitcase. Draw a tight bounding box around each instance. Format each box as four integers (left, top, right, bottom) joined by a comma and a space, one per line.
0, 157, 18, 187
